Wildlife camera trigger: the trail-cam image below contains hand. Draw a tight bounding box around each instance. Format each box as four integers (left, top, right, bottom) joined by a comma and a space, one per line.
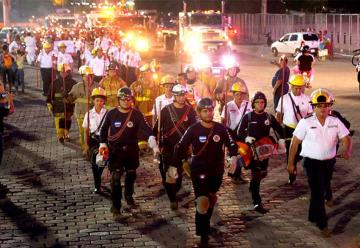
245, 136, 256, 145
168, 166, 178, 179
152, 145, 160, 158
341, 150, 351, 160
47, 103, 53, 114
287, 163, 296, 175
230, 156, 238, 171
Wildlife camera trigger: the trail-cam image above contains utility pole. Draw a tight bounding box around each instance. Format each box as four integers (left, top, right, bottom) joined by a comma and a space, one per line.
3, 0, 11, 27
261, 0, 267, 33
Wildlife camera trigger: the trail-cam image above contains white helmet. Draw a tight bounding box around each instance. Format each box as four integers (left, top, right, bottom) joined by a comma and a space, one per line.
172, 84, 187, 95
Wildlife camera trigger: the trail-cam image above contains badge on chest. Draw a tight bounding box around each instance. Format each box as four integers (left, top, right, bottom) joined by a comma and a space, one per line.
114, 121, 121, 128
199, 136, 207, 143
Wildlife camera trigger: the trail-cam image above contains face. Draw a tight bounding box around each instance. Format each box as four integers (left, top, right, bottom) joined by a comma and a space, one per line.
59, 46, 66, 53
233, 92, 246, 102
177, 76, 186, 85
108, 69, 117, 77
97, 49, 103, 57
163, 83, 174, 95
314, 103, 331, 117
45, 47, 51, 53
186, 71, 196, 80
119, 96, 132, 109
93, 97, 105, 109
291, 85, 304, 96
199, 107, 214, 123
228, 67, 238, 77
254, 99, 266, 112
174, 94, 186, 105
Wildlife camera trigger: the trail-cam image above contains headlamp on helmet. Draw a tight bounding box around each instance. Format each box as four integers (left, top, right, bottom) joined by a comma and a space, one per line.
117, 87, 133, 100
172, 84, 187, 96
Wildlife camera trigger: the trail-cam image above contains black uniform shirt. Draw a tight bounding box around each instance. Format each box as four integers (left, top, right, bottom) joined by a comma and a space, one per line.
173, 122, 238, 175
153, 103, 197, 147
100, 107, 153, 147
236, 111, 284, 141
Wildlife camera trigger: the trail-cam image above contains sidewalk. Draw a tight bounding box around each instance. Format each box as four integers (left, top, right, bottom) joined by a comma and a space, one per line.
0, 66, 359, 247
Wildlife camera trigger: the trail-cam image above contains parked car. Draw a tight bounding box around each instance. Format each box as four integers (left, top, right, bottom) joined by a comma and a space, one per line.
271, 32, 320, 57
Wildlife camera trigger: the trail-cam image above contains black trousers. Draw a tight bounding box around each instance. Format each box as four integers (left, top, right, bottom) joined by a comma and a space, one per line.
109, 145, 139, 210
40, 68, 53, 95
284, 125, 302, 164
2, 68, 14, 91
191, 171, 222, 236
303, 157, 335, 230
89, 136, 104, 190
160, 146, 183, 202
249, 159, 269, 206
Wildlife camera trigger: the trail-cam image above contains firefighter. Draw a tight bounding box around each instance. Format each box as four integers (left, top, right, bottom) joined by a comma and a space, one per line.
89, 47, 109, 83
36, 41, 56, 96
152, 74, 175, 124
184, 65, 211, 106
47, 64, 77, 143
153, 84, 197, 210
66, 65, 98, 156
82, 87, 108, 194
56, 42, 73, 73
288, 88, 352, 237
275, 75, 312, 184
99, 87, 159, 220
215, 62, 249, 102
236, 92, 284, 214
222, 82, 252, 183
99, 62, 126, 110
172, 97, 238, 246
198, 66, 218, 95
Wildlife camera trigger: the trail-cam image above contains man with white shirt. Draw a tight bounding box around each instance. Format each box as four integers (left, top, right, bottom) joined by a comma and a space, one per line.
222, 82, 252, 183
152, 75, 175, 124
125, 47, 141, 85
276, 75, 313, 184
9, 35, 21, 54
56, 42, 73, 73
89, 47, 109, 83
288, 88, 352, 237
36, 41, 56, 96
24, 32, 37, 65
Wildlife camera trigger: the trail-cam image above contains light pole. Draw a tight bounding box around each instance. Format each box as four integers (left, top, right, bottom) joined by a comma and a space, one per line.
3, 0, 11, 27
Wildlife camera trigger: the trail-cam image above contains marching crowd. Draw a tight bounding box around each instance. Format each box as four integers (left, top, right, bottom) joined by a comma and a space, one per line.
0, 29, 353, 247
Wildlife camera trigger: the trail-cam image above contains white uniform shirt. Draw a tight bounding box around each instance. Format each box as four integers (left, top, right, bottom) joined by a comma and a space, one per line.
221, 100, 252, 130
100, 37, 112, 51
276, 92, 312, 128
82, 107, 107, 135
119, 48, 127, 65
57, 51, 74, 66
293, 113, 349, 160
9, 41, 19, 53
108, 45, 120, 62
126, 50, 141, 68
89, 56, 109, 77
152, 94, 174, 116
83, 48, 93, 66
37, 50, 56, 68
25, 36, 36, 48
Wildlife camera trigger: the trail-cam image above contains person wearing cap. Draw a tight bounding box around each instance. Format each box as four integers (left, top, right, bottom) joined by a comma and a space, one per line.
288, 88, 352, 237
215, 62, 249, 103
82, 87, 108, 194
172, 97, 238, 246
56, 42, 73, 73
66, 65, 98, 156
36, 41, 56, 96
151, 74, 175, 124
184, 65, 211, 106
89, 47, 109, 83
99, 62, 126, 109
222, 82, 252, 184
99, 87, 160, 220
46, 64, 77, 143
276, 75, 313, 184
271, 55, 290, 110
236, 91, 284, 214
153, 84, 197, 210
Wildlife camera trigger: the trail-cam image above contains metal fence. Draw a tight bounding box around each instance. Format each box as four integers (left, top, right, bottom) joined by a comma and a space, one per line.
229, 13, 360, 53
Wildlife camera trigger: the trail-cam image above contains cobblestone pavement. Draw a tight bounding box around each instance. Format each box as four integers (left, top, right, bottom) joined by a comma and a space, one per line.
0, 61, 359, 248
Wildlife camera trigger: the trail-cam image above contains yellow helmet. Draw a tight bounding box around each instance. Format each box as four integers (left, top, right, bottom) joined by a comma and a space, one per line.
231, 82, 247, 93
139, 63, 151, 72
310, 88, 335, 105
43, 41, 51, 49
79, 65, 93, 76
57, 63, 71, 72
289, 75, 305, 86
160, 75, 176, 85
57, 41, 66, 48
91, 87, 106, 99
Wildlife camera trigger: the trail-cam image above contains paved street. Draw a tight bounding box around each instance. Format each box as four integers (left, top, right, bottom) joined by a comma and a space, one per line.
0, 46, 359, 248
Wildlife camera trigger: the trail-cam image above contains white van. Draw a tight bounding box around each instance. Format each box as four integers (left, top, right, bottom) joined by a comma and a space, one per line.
271, 32, 320, 57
